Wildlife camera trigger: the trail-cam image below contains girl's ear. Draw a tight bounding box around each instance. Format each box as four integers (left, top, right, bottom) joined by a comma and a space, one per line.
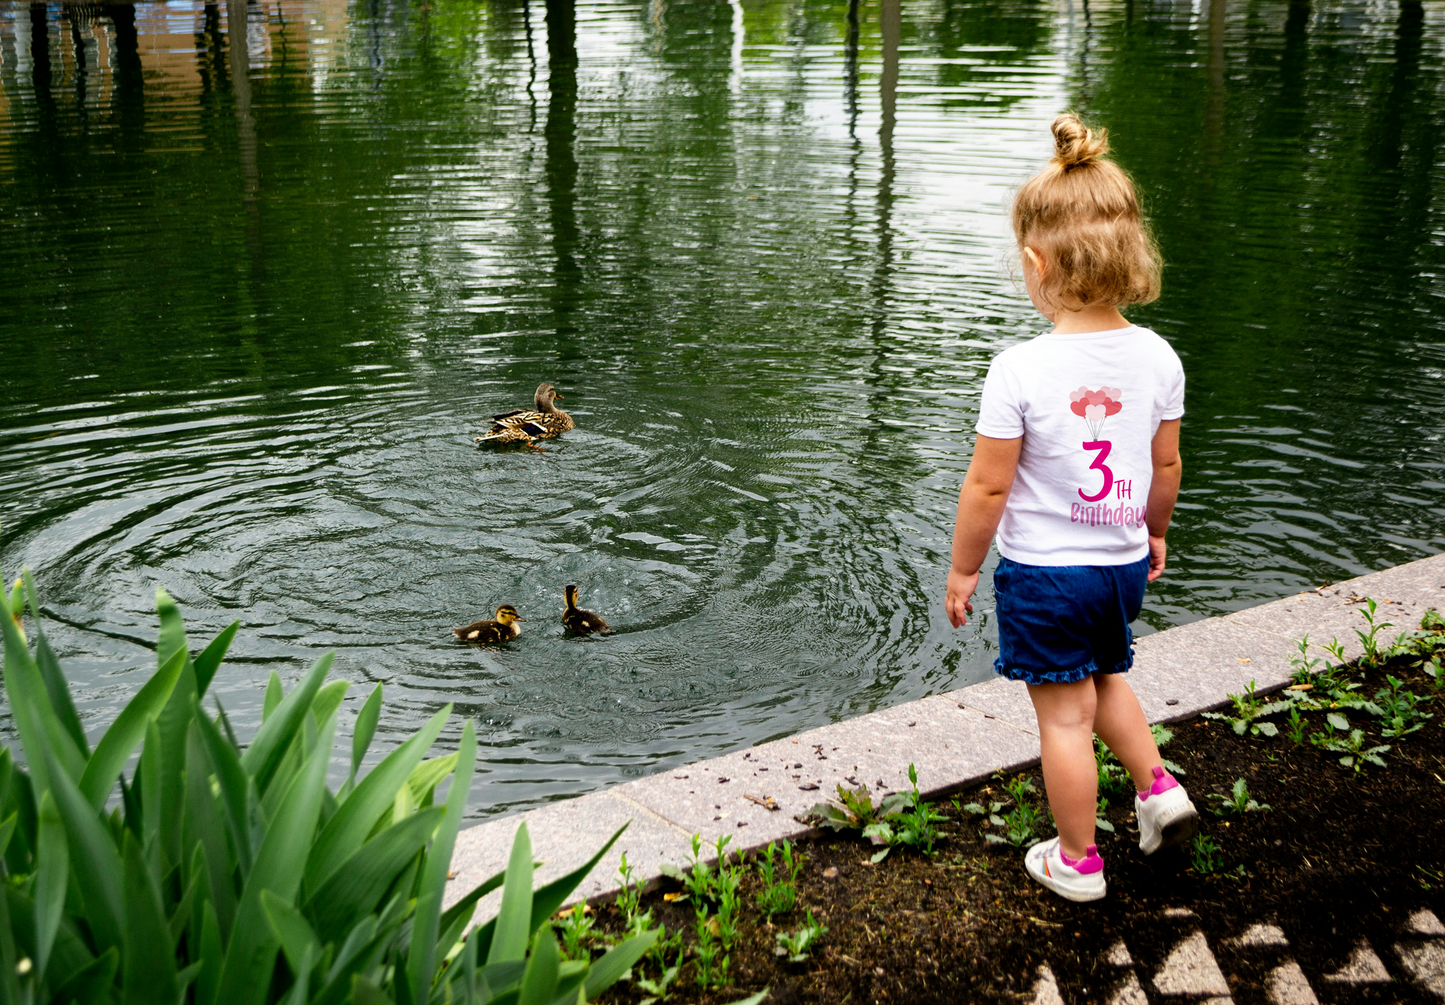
1022, 245, 1047, 277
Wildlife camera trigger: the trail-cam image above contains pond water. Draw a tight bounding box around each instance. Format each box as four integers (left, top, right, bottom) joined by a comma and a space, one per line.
2, 0, 1443, 817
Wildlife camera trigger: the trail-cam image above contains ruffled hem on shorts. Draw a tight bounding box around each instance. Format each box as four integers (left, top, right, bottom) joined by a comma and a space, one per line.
993, 646, 1134, 687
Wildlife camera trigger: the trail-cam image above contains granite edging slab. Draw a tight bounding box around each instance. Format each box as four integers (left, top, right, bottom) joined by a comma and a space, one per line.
444, 552, 1445, 913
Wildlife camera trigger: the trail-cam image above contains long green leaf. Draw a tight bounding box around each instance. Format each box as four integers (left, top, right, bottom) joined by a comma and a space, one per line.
217, 708, 336, 1005
304, 704, 450, 897
305, 807, 443, 943
351, 684, 383, 782
33, 793, 68, 983
407, 719, 476, 1002
43, 745, 124, 955
195, 902, 223, 1005
582, 932, 659, 1001
194, 620, 239, 697
517, 930, 561, 1005
185, 724, 238, 940
141, 718, 163, 861
193, 702, 256, 876
51, 947, 118, 1005
121, 831, 178, 1005
261, 889, 321, 977
434, 869, 508, 953
312, 680, 350, 730
153, 588, 200, 873
155, 587, 189, 670
351, 977, 394, 1005
530, 824, 628, 932
407, 753, 458, 805
263, 672, 283, 721
242, 653, 333, 794
486, 820, 535, 967
79, 645, 186, 809
2, 609, 85, 797
22, 571, 89, 757
0, 812, 14, 863
4, 886, 95, 993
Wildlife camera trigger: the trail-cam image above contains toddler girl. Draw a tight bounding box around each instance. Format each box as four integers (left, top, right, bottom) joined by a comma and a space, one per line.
946, 113, 1198, 902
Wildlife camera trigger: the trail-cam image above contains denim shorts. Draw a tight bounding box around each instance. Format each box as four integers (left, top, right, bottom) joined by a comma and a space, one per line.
992, 555, 1151, 686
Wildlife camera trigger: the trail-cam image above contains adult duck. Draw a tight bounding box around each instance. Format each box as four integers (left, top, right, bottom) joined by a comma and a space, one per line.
474, 383, 574, 446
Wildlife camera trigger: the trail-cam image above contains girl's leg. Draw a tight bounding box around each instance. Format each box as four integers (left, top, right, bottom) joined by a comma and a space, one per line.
1092, 673, 1161, 790
1026, 678, 1098, 860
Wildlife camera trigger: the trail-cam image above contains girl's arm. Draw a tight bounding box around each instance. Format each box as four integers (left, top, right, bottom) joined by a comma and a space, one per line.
1145, 418, 1182, 582
946, 434, 1023, 627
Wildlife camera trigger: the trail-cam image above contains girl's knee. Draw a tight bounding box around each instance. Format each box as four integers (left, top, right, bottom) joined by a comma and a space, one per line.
1029, 681, 1097, 732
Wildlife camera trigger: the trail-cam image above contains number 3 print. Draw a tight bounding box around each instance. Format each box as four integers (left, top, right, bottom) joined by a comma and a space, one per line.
1079, 440, 1114, 502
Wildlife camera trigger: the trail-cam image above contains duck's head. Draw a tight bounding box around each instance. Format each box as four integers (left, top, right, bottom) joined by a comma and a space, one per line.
494, 604, 525, 625
534, 383, 563, 412
564, 584, 580, 609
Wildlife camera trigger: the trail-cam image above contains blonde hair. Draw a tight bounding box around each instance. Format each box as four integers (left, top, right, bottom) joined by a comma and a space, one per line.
1011, 113, 1162, 311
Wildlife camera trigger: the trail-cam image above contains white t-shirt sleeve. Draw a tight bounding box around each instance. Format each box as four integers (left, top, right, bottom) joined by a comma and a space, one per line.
1161, 348, 1186, 421
975, 352, 1026, 439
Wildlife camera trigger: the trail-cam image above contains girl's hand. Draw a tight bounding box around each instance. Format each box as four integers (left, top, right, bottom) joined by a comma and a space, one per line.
946, 568, 979, 627
1147, 534, 1167, 582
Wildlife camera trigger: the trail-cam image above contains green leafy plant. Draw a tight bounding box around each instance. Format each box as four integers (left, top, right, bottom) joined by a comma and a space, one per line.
774, 911, 828, 963
1312, 712, 1390, 774
1095, 796, 1115, 834
1202, 680, 1293, 737
808, 766, 944, 862
755, 840, 802, 918
860, 765, 948, 861
1289, 635, 1324, 684
0, 571, 658, 1005
635, 955, 681, 1005
660, 833, 734, 905
1355, 597, 1395, 668
972, 775, 1045, 848
1374, 675, 1433, 738
556, 902, 598, 961
1207, 777, 1270, 816
1284, 706, 1309, 746
1189, 833, 1224, 875
692, 903, 728, 990
616, 852, 644, 924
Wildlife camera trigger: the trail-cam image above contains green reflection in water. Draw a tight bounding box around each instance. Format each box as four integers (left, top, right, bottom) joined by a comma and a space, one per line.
0, 0, 1441, 816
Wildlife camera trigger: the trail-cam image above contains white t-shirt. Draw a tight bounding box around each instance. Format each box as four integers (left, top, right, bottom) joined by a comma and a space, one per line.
975, 325, 1184, 566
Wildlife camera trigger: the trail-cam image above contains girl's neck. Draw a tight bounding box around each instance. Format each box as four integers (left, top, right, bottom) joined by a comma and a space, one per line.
1047, 304, 1132, 335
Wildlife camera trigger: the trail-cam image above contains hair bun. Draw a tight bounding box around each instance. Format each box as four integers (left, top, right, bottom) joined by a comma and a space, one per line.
1051, 113, 1109, 169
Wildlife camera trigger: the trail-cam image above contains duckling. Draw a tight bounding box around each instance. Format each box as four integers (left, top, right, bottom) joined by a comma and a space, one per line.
474, 383, 574, 446
452, 604, 525, 643
561, 584, 610, 635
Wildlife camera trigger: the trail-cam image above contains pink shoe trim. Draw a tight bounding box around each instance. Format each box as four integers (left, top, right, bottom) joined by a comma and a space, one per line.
1059, 843, 1105, 875
1136, 765, 1179, 802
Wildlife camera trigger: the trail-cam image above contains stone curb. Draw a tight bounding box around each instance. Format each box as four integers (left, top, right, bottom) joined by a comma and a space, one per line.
444, 553, 1445, 915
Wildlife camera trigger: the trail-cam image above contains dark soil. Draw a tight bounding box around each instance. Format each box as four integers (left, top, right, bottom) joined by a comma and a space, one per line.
593, 631, 1445, 1004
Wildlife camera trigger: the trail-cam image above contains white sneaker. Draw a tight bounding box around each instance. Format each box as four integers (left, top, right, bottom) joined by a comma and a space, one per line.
1025, 837, 1107, 902
1134, 765, 1199, 855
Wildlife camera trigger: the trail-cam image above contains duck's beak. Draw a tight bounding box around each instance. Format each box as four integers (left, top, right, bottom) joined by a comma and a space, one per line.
553, 394, 563, 401
513, 616, 527, 622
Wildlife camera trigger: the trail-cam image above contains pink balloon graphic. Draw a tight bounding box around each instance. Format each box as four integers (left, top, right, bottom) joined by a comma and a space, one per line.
1066, 386, 1124, 438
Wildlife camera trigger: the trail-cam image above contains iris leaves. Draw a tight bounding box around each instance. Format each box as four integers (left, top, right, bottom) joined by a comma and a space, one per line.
0, 569, 647, 1005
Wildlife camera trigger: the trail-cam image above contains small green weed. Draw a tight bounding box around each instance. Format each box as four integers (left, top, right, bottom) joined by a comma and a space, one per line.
1189, 833, 1224, 875
1284, 705, 1308, 746
1095, 796, 1115, 834
755, 840, 803, 918
1207, 777, 1270, 816
1202, 679, 1292, 737
810, 765, 945, 862
1374, 675, 1433, 738
1355, 597, 1395, 669
693, 902, 729, 989
775, 911, 829, 963
555, 902, 597, 960
1311, 712, 1390, 774
1289, 635, 1324, 684
616, 851, 644, 923
636, 959, 681, 1005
